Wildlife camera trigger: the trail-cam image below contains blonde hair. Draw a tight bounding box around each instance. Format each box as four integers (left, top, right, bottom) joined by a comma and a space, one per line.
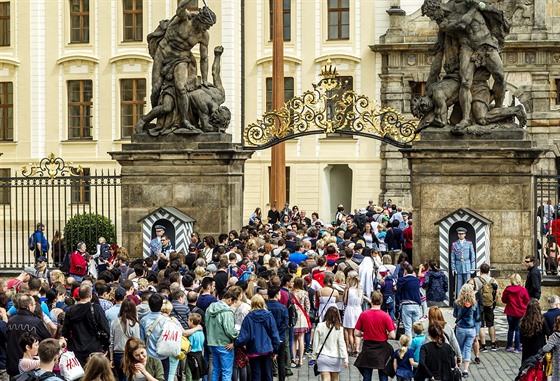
346, 271, 360, 288
50, 270, 65, 284
455, 283, 476, 307
382, 254, 392, 265
194, 266, 206, 281
334, 271, 346, 284
413, 321, 425, 335
398, 335, 411, 359
510, 273, 522, 286
250, 294, 267, 311
161, 299, 173, 314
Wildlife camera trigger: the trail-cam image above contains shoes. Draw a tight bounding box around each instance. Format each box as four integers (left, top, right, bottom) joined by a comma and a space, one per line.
474, 357, 481, 365
505, 347, 514, 352
514, 349, 523, 354
480, 345, 488, 353
286, 371, 294, 377
291, 361, 298, 368
308, 360, 316, 366
462, 371, 469, 378
491, 343, 499, 351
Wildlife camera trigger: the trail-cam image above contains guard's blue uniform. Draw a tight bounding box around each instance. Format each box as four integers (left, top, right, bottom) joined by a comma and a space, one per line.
451, 239, 476, 296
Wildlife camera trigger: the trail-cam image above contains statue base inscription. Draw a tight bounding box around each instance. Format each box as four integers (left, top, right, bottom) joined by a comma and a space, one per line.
110, 133, 253, 257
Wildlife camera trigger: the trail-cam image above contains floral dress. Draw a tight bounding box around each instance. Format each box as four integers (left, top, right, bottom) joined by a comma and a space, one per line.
293, 289, 311, 334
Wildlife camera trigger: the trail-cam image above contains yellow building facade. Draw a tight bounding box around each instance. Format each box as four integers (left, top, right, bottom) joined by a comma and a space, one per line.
0, 0, 399, 242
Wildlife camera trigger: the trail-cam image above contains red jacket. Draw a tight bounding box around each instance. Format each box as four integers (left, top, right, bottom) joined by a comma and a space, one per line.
502, 285, 530, 317
69, 250, 87, 276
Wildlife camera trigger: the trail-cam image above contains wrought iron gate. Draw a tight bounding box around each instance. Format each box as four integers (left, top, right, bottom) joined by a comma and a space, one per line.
0, 154, 121, 269
534, 175, 560, 274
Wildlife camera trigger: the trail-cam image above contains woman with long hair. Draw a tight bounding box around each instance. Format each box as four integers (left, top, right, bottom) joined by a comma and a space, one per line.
83, 353, 116, 381
342, 271, 362, 356
292, 277, 311, 367
414, 323, 456, 381
202, 236, 215, 263
545, 235, 559, 275
317, 274, 339, 322
453, 283, 479, 378
123, 338, 165, 381
501, 273, 530, 353
361, 223, 379, 250
424, 306, 462, 364
51, 230, 65, 267
110, 298, 140, 381
249, 207, 262, 226
312, 306, 348, 381
520, 299, 550, 362
234, 294, 280, 381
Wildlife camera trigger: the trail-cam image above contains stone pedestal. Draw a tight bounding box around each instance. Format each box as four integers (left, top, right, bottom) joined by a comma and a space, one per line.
401, 129, 541, 274
110, 133, 253, 257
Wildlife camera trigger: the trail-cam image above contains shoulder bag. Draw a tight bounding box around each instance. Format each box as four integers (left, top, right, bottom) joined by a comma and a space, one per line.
314, 325, 335, 376
90, 304, 110, 348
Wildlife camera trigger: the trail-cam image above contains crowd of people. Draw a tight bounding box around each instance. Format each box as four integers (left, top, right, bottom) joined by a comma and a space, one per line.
0, 199, 557, 381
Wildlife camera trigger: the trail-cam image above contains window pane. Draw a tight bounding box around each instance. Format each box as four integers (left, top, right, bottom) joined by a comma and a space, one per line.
71, 0, 80, 12
341, 11, 349, 24
341, 25, 349, 39
83, 0, 89, 12
341, 0, 349, 8
328, 0, 338, 8
124, 0, 133, 9
136, 0, 143, 10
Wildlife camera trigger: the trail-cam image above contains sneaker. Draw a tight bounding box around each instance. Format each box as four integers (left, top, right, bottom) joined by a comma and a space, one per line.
505, 347, 514, 353
462, 371, 469, 378
286, 371, 294, 377
474, 357, 481, 365
491, 343, 499, 351
480, 345, 488, 353
514, 349, 523, 354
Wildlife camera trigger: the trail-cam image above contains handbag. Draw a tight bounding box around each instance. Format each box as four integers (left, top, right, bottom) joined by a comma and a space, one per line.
314, 325, 335, 376
176, 335, 192, 360
90, 304, 110, 348
451, 367, 462, 381
383, 354, 396, 378
59, 351, 85, 381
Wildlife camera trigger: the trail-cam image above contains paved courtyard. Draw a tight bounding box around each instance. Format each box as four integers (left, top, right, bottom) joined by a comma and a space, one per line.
288, 306, 521, 380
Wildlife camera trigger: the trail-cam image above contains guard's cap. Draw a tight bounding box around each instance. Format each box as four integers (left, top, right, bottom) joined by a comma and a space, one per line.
155, 225, 165, 231
457, 227, 467, 234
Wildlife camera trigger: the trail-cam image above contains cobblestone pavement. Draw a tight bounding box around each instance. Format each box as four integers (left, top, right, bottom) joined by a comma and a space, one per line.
287, 307, 521, 380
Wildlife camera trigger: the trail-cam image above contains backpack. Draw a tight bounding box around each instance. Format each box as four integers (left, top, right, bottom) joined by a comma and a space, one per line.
287, 292, 298, 328
60, 252, 71, 274
479, 276, 497, 307
28, 232, 37, 251
14, 370, 57, 381
99, 243, 111, 260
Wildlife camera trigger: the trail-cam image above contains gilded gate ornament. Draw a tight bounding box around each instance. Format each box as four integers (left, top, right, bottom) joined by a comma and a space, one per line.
22, 153, 83, 179
243, 59, 418, 149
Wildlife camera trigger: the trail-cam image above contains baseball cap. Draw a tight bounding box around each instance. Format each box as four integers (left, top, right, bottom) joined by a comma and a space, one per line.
114, 287, 127, 301
23, 266, 36, 277
37, 256, 48, 263
188, 243, 197, 250
207, 264, 217, 273
354, 243, 363, 250
288, 262, 298, 271
326, 259, 336, 267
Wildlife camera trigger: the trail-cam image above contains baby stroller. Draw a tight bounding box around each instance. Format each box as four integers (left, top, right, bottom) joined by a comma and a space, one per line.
515, 350, 550, 381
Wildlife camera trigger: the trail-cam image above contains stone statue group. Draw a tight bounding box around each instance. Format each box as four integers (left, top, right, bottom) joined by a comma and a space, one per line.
412, 0, 527, 135
136, 1, 230, 136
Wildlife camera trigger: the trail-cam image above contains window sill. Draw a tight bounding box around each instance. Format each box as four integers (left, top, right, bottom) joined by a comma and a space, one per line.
0, 140, 17, 144
60, 139, 98, 144
113, 138, 132, 142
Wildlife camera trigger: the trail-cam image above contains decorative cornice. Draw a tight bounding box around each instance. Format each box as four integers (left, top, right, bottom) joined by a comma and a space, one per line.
109, 53, 153, 64
256, 55, 302, 66
0, 57, 20, 67
314, 53, 361, 64
56, 54, 99, 65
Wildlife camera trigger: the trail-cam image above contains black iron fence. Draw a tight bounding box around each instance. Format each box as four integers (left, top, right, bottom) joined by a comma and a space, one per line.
0, 155, 121, 269
535, 175, 560, 275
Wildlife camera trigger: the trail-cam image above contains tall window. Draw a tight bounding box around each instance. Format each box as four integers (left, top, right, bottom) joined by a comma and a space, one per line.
266, 77, 294, 111
0, 168, 10, 205
121, 78, 146, 138
0, 2, 9, 46
328, 0, 349, 40
123, 0, 143, 42
0, 82, 13, 141
70, 0, 89, 43
71, 168, 90, 204
269, 0, 291, 41
268, 166, 290, 204
68, 80, 93, 139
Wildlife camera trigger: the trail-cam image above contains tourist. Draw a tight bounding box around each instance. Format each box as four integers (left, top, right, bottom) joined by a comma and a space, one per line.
378, 266, 396, 321
109, 298, 140, 381
227, 287, 250, 381
313, 306, 348, 381
524, 255, 541, 300
422, 259, 448, 307
543, 295, 560, 333
424, 306, 462, 364
235, 294, 280, 381
520, 299, 550, 362
342, 271, 362, 356
139, 293, 171, 381
266, 287, 289, 381
414, 323, 456, 381
396, 264, 421, 338
291, 277, 311, 367
18, 332, 40, 373
82, 353, 116, 381
123, 338, 165, 381
474, 263, 499, 352
501, 273, 529, 353
317, 274, 339, 322
542, 316, 560, 381
392, 335, 414, 381
453, 283, 479, 378
354, 291, 395, 381
21, 339, 63, 381
69, 242, 88, 283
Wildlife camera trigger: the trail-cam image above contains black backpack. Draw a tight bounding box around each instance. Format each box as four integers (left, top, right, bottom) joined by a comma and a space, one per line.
287, 292, 298, 328
60, 252, 71, 274
14, 370, 57, 381
99, 243, 111, 260
28, 232, 37, 251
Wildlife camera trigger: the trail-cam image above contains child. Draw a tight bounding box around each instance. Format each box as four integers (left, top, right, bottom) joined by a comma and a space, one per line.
18, 332, 40, 373
418, 262, 429, 319
378, 266, 396, 321
393, 335, 415, 381
409, 322, 426, 367
187, 313, 208, 381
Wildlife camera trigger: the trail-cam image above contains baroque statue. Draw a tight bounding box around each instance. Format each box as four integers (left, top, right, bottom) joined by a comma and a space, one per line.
412, 0, 526, 135
136, 0, 231, 136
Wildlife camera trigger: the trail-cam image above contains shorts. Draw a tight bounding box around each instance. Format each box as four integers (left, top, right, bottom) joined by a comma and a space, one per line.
480, 306, 494, 328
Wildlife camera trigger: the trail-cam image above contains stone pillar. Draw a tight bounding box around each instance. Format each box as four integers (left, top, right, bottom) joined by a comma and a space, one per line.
110, 133, 253, 257
401, 130, 541, 273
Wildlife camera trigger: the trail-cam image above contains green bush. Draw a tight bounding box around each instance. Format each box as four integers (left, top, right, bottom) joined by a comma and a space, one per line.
64, 213, 116, 254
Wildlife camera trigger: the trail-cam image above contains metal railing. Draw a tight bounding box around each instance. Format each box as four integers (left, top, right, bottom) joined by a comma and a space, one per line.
534, 175, 560, 275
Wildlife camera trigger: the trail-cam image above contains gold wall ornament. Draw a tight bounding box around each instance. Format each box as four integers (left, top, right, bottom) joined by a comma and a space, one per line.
244, 63, 419, 150
22, 153, 84, 179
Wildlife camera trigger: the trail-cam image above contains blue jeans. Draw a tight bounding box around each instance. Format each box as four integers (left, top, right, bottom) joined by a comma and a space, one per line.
209, 346, 234, 381
382, 295, 395, 321
401, 304, 420, 338
113, 352, 125, 381
507, 315, 522, 350
249, 354, 273, 381
455, 327, 476, 362
358, 368, 388, 381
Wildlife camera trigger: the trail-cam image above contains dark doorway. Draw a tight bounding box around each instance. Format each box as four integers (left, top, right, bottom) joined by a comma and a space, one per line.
152, 219, 176, 248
